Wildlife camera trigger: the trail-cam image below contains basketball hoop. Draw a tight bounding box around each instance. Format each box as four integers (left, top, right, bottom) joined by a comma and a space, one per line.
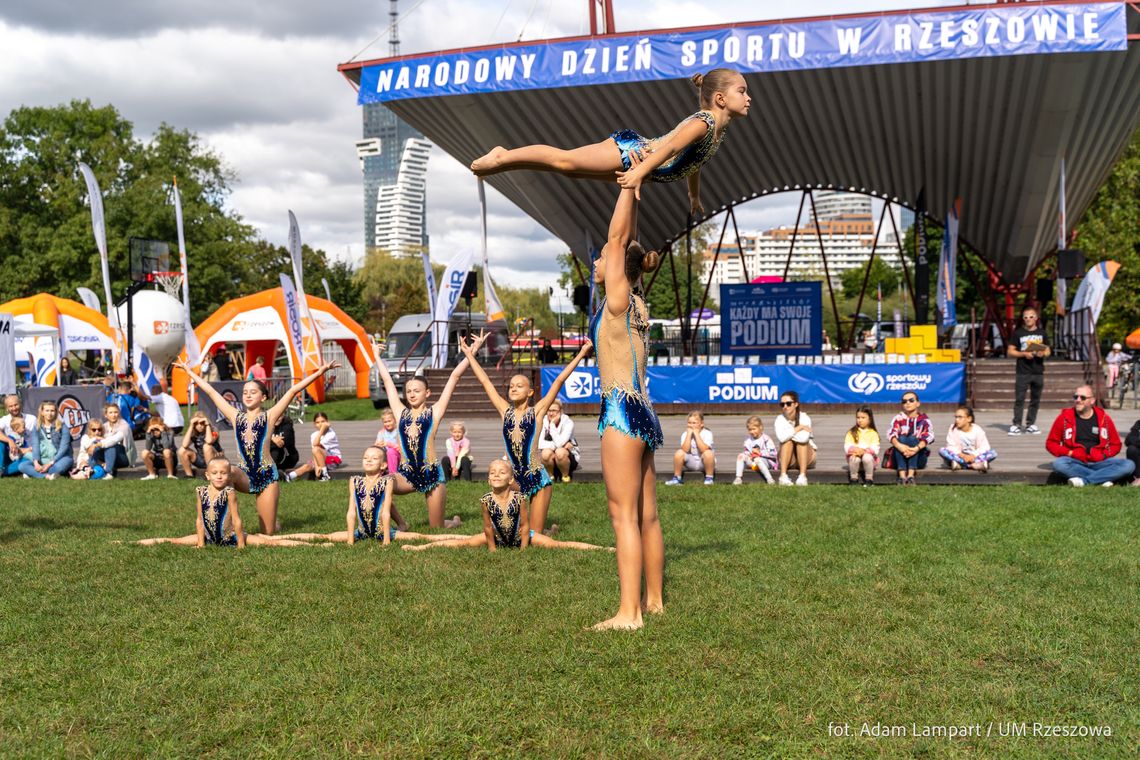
153, 271, 184, 300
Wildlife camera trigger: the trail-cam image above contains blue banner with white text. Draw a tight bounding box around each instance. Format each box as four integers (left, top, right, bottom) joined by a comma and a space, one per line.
720, 282, 822, 358
357, 4, 1126, 103
543, 363, 964, 405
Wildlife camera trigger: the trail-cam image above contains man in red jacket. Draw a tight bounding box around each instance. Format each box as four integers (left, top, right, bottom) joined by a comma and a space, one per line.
1045, 384, 1135, 486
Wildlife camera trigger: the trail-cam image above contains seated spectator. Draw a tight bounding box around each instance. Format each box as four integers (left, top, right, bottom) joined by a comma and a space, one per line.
0, 394, 37, 477
149, 383, 184, 434
1125, 419, 1140, 487
775, 392, 816, 486
90, 403, 132, 479
538, 339, 559, 364
733, 415, 777, 485
1046, 384, 1135, 486
939, 406, 997, 472
374, 408, 401, 476
886, 392, 934, 485
58, 357, 78, 385
178, 411, 225, 478
443, 421, 473, 481
3, 416, 33, 476
19, 401, 75, 480
666, 411, 716, 486
1104, 342, 1130, 388
540, 400, 580, 482
844, 406, 880, 485
270, 414, 300, 471
141, 417, 178, 480
285, 412, 341, 482
71, 420, 108, 479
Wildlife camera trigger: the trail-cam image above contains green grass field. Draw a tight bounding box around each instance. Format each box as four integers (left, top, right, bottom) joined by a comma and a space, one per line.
1, 481, 1136, 758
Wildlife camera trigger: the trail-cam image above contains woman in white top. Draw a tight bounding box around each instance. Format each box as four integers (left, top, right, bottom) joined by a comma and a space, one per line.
773, 390, 816, 486
90, 403, 133, 478
539, 400, 580, 482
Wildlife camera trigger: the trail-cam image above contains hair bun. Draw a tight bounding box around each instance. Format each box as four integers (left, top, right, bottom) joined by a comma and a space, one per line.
642, 249, 660, 273
690, 73, 704, 89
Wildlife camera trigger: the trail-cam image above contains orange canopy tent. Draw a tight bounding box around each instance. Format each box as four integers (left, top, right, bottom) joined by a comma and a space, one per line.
0, 293, 120, 384
171, 288, 374, 404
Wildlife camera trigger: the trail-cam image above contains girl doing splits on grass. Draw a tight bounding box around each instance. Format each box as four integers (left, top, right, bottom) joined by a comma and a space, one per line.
278, 447, 466, 546
588, 176, 665, 631
403, 459, 612, 553
471, 69, 750, 215
175, 358, 338, 534
459, 330, 593, 535
373, 353, 470, 529
135, 459, 311, 548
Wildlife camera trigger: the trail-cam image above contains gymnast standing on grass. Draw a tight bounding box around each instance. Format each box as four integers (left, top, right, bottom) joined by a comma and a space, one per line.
134, 458, 312, 548
175, 358, 338, 535
587, 173, 665, 631
277, 447, 467, 546
458, 330, 594, 535
403, 459, 612, 553
471, 68, 750, 214
373, 351, 470, 529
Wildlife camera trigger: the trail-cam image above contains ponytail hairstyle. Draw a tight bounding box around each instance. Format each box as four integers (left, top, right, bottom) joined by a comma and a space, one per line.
624, 240, 661, 283
849, 405, 876, 442
690, 68, 741, 109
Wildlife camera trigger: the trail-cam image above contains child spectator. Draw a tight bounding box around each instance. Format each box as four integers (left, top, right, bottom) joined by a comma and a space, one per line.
149, 383, 184, 434
285, 412, 341, 482
887, 392, 934, 485
71, 420, 107, 480
443, 421, 473, 481
666, 411, 716, 485
844, 406, 880, 485
141, 417, 178, 480
373, 408, 401, 475
178, 411, 225, 478
733, 415, 776, 485
1104, 342, 1130, 389
4, 416, 33, 476
939, 405, 997, 472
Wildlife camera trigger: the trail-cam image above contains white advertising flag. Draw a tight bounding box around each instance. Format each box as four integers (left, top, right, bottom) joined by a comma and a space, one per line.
0, 313, 16, 394
286, 211, 323, 376
279, 273, 307, 373
477, 180, 506, 323
432, 248, 476, 369
173, 180, 202, 369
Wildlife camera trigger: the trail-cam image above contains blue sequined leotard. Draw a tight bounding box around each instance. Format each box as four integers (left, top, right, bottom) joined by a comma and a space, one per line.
609, 111, 726, 183
234, 411, 279, 494
351, 474, 398, 542
589, 291, 664, 450
503, 406, 553, 499
397, 407, 445, 493
481, 491, 526, 548
197, 485, 238, 546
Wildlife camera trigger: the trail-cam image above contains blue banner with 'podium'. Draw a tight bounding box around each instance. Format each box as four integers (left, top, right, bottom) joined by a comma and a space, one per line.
543, 363, 964, 405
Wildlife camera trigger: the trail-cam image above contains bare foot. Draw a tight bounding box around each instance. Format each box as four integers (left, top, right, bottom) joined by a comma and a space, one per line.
444, 515, 462, 529
543, 523, 559, 537
590, 614, 643, 632
642, 601, 665, 615
470, 146, 507, 175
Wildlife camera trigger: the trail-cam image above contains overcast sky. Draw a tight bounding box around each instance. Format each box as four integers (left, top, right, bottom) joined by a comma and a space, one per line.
0, 0, 971, 300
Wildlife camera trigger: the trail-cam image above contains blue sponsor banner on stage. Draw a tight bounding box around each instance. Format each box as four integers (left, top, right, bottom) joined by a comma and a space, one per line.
720, 282, 821, 358
544, 362, 964, 405
358, 4, 1125, 103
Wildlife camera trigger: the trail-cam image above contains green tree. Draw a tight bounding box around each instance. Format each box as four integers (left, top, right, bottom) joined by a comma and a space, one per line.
840, 256, 899, 299
1074, 129, 1140, 341
354, 248, 441, 334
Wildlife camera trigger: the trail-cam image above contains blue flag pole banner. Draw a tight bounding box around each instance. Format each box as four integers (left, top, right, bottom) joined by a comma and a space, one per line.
357, 4, 1126, 103
720, 282, 821, 359
545, 363, 964, 406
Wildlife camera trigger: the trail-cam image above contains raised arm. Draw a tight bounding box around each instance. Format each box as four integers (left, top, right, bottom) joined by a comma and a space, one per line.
372, 347, 406, 415
603, 187, 640, 316
431, 356, 472, 420
459, 332, 509, 416
267, 361, 340, 423
174, 360, 239, 425
535, 340, 594, 416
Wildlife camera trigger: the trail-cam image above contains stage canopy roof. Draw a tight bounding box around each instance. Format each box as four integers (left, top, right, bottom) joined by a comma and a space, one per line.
340, 1, 1140, 281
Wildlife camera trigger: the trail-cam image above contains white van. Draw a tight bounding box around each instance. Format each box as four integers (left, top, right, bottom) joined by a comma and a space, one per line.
370, 313, 510, 407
